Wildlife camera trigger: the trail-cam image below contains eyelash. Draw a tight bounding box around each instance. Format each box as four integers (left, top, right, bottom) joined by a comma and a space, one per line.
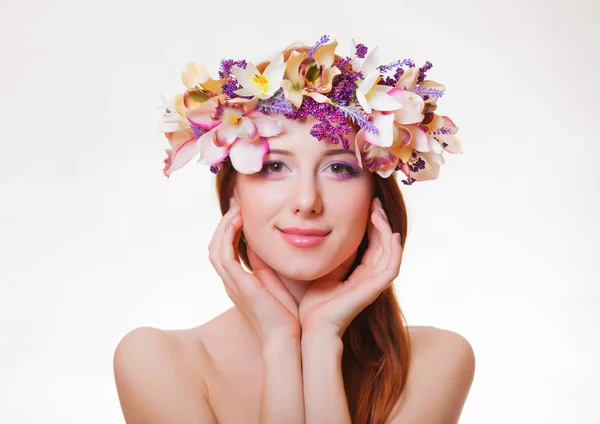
260, 160, 360, 180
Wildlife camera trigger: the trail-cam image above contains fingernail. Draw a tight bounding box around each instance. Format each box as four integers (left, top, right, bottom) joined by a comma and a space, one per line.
395, 233, 401, 244
230, 197, 237, 207
375, 197, 382, 208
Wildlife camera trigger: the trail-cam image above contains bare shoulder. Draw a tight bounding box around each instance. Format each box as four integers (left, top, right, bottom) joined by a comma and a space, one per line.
408, 325, 475, 362
113, 326, 217, 424
387, 326, 476, 423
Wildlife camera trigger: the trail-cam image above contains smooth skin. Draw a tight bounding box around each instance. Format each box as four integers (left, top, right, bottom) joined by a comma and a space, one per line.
113, 118, 475, 424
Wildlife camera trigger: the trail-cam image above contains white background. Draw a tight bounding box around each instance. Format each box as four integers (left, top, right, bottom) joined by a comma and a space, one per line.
1, 0, 598, 422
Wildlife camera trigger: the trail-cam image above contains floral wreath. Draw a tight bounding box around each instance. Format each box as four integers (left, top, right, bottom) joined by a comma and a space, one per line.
159, 35, 462, 185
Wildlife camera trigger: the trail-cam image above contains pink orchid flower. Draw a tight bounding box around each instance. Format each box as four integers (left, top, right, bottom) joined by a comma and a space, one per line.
354, 84, 461, 180
186, 95, 283, 174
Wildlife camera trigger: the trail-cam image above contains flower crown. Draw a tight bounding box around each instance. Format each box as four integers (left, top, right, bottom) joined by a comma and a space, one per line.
159, 35, 462, 185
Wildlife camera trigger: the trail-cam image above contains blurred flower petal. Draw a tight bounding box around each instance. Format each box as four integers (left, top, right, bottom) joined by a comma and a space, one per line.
396, 67, 419, 90
196, 127, 229, 166
388, 87, 425, 124
246, 111, 282, 137
313, 40, 338, 68
229, 138, 270, 174
363, 113, 395, 147
163, 129, 198, 177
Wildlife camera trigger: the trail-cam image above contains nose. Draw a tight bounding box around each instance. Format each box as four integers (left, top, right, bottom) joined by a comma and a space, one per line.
291, 173, 323, 217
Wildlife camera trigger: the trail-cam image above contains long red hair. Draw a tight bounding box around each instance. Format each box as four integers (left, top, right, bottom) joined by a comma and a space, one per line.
214, 45, 412, 424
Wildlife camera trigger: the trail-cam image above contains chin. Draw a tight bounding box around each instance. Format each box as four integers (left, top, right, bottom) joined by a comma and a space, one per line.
269, 249, 343, 281
274, 263, 331, 282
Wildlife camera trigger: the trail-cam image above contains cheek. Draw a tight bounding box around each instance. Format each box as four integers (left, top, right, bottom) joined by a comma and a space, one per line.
327, 182, 372, 234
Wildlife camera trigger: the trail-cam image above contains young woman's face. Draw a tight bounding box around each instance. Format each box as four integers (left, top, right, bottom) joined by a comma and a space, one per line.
234, 116, 375, 281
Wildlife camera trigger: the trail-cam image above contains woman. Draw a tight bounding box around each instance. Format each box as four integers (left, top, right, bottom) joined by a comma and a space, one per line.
114, 36, 475, 423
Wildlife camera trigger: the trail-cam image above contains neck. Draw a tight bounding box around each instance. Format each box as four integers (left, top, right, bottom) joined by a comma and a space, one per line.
277, 275, 314, 305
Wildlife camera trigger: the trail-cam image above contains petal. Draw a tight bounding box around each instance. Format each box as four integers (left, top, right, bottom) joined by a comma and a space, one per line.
356, 126, 398, 176
284, 50, 308, 85
196, 127, 229, 166
165, 128, 196, 148
245, 111, 283, 137
427, 133, 444, 155
281, 80, 304, 108
234, 87, 259, 97
173, 94, 187, 116
435, 133, 462, 154
313, 40, 338, 68
388, 87, 425, 124
360, 45, 380, 76
202, 77, 226, 94
356, 72, 380, 113
363, 113, 395, 147
362, 144, 398, 175
391, 125, 412, 148
305, 91, 332, 104
391, 124, 430, 152
401, 151, 442, 181
264, 65, 286, 96
228, 138, 270, 174
409, 126, 430, 151
354, 130, 365, 169
396, 67, 419, 90
442, 116, 459, 134
215, 122, 238, 147
263, 53, 285, 79
183, 89, 210, 110
422, 113, 445, 133
237, 116, 260, 143
315, 66, 341, 93
163, 131, 199, 177
356, 90, 371, 113
159, 112, 187, 132
357, 72, 379, 97
186, 100, 222, 130
181, 62, 210, 88
375, 166, 397, 179
391, 145, 413, 163
365, 89, 403, 112
230, 63, 259, 88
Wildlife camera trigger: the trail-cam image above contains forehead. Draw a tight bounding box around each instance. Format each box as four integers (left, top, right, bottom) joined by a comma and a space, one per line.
267, 116, 357, 154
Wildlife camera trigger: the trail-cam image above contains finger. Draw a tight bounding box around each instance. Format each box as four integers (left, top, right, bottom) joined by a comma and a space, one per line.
209, 205, 241, 296
371, 207, 393, 270
324, 253, 355, 285
208, 202, 239, 254
247, 245, 286, 290
376, 232, 403, 290
219, 211, 251, 293
362, 200, 382, 265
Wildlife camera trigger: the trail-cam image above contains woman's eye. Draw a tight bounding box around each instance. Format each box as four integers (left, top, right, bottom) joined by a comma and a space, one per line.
262, 161, 285, 174
328, 163, 357, 176
330, 163, 347, 174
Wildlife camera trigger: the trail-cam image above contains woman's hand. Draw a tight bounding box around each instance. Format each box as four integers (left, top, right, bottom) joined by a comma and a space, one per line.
298, 197, 403, 338
209, 198, 300, 345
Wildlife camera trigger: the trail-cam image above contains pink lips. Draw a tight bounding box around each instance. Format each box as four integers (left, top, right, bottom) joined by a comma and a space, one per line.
278, 227, 330, 248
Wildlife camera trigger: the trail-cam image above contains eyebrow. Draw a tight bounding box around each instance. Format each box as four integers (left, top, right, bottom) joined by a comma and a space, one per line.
268, 148, 356, 157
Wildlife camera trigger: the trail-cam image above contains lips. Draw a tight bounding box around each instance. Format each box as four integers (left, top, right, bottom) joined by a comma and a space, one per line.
278, 227, 331, 236
277, 227, 330, 248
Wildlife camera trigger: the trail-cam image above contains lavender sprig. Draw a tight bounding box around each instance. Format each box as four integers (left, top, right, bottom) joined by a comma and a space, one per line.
411, 85, 445, 98
256, 89, 296, 114
377, 58, 415, 73
308, 34, 330, 57
334, 103, 379, 134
